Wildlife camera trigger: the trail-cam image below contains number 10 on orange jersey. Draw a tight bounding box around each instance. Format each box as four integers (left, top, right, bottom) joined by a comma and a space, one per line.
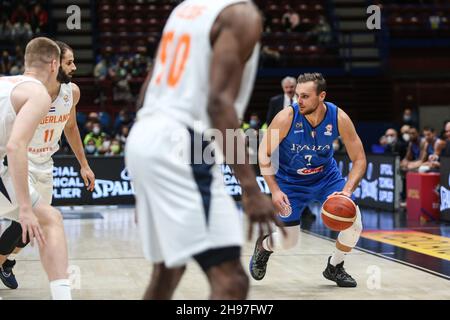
155, 31, 191, 88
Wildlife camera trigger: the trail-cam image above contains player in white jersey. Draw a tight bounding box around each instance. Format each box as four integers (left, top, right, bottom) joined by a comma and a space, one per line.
126, 0, 282, 299
0, 41, 95, 290
0, 37, 72, 299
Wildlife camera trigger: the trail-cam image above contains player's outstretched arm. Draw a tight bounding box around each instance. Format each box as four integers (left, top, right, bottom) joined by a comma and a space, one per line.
258, 108, 293, 215
7, 82, 51, 246
64, 83, 95, 191
337, 108, 367, 197
207, 3, 262, 194
207, 3, 284, 238
258, 107, 292, 192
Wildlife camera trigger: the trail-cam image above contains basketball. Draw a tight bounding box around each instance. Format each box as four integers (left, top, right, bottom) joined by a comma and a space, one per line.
321, 195, 357, 231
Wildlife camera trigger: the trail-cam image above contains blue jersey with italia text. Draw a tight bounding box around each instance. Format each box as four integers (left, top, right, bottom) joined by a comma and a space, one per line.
275, 101, 342, 185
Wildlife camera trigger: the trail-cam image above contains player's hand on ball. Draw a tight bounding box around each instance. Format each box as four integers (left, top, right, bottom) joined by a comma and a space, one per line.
329, 190, 352, 198
242, 191, 285, 241
81, 166, 96, 192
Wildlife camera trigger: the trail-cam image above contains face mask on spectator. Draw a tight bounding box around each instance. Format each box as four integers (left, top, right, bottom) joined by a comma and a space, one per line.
403, 115, 411, 122
386, 136, 396, 144
110, 145, 120, 154
86, 145, 96, 154
249, 119, 259, 128
93, 127, 100, 135
402, 133, 410, 142
102, 140, 111, 149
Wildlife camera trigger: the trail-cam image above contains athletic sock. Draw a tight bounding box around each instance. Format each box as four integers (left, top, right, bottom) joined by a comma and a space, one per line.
330, 249, 346, 266
7, 254, 17, 261
50, 279, 72, 300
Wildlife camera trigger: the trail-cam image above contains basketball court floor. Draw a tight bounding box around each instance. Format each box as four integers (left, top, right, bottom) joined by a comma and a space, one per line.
0, 205, 449, 300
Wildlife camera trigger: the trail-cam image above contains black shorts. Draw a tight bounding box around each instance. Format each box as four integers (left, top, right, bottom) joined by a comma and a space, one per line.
193, 246, 241, 272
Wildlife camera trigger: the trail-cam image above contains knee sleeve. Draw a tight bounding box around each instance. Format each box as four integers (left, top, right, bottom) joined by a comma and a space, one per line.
265, 226, 299, 251
337, 205, 363, 248
0, 221, 23, 255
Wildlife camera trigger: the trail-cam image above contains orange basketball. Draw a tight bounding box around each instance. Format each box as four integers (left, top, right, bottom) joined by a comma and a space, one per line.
321, 195, 357, 231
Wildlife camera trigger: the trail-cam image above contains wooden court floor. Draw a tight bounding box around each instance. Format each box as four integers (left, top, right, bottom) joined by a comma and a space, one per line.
0, 206, 449, 300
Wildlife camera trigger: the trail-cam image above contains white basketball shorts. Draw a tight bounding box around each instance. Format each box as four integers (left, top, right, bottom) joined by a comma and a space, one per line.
0, 160, 53, 221
125, 113, 243, 268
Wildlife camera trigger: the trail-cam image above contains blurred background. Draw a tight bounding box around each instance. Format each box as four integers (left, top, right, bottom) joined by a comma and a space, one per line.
1, 0, 449, 153
1, 0, 450, 215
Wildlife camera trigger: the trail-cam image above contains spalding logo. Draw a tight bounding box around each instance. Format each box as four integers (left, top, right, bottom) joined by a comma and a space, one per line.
297, 166, 324, 175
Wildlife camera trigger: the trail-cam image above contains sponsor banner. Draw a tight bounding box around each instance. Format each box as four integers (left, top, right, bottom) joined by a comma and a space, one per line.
334, 154, 401, 211
221, 164, 270, 201
52, 156, 134, 205
52, 157, 269, 205
52, 154, 401, 209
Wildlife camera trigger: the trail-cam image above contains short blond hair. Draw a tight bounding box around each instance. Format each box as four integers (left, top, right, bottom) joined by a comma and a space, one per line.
24, 37, 60, 68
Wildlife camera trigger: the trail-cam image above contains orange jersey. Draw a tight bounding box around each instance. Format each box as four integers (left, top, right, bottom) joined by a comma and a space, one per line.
139, 0, 259, 132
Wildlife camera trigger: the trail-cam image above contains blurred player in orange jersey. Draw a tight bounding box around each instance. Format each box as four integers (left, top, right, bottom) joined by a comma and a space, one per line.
126, 0, 282, 299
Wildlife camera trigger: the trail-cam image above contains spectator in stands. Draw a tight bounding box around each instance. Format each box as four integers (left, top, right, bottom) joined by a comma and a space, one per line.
9, 60, 24, 75
94, 57, 109, 80
266, 76, 297, 125
84, 122, 107, 150
379, 128, 404, 155
105, 139, 123, 156
10, 4, 29, 25
113, 108, 134, 134
438, 121, 450, 156
93, 57, 110, 105
11, 16, 33, 46
115, 125, 130, 145
401, 107, 419, 128
14, 44, 24, 62
400, 124, 410, 142
422, 126, 438, 159
98, 135, 112, 155
0, 50, 13, 75
400, 126, 425, 171
0, 14, 13, 41
242, 113, 267, 136
250, 113, 266, 130
282, 7, 302, 32
397, 124, 410, 159
88, 112, 100, 123
29, 3, 48, 34
112, 60, 133, 105
83, 120, 94, 139
307, 15, 332, 44
85, 139, 98, 156
423, 120, 450, 169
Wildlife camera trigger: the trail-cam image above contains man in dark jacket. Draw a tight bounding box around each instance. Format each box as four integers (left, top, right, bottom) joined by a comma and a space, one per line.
266, 76, 297, 125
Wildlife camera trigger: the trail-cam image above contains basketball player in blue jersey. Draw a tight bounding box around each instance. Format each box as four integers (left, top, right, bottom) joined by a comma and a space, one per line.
249, 73, 366, 287
400, 126, 424, 171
